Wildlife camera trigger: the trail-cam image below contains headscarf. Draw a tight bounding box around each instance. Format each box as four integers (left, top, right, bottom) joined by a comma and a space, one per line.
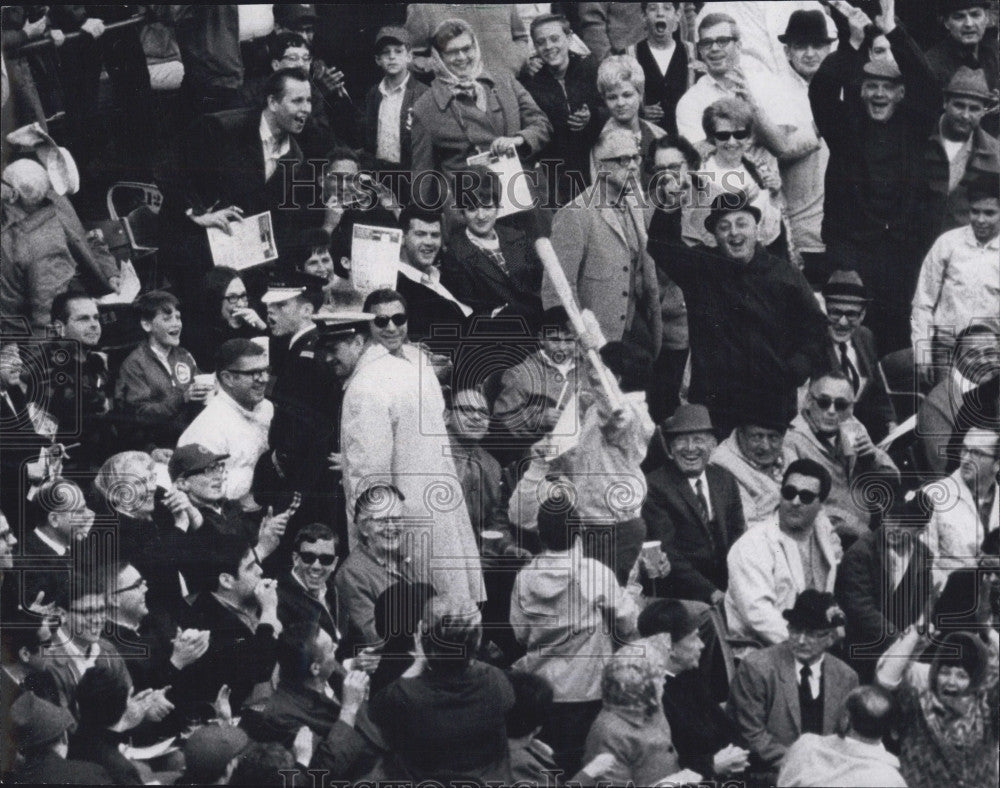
2, 158, 50, 208
920, 631, 992, 750
429, 18, 485, 106
601, 652, 663, 719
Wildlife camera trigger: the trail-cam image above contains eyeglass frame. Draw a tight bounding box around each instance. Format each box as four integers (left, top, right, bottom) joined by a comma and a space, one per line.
712, 129, 752, 142
222, 366, 271, 380
697, 35, 738, 51
810, 394, 853, 412
297, 550, 338, 567
112, 577, 148, 595
600, 153, 642, 167
222, 292, 250, 305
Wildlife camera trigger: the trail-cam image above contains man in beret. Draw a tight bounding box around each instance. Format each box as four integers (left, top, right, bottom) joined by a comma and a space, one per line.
727, 590, 858, 775
648, 189, 827, 437
7, 692, 112, 784
821, 271, 897, 443
810, 0, 943, 355
835, 483, 935, 681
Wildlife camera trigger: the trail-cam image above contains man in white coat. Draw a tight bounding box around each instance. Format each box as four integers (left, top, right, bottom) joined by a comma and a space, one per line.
726, 458, 842, 646
340, 288, 485, 604
923, 426, 1000, 584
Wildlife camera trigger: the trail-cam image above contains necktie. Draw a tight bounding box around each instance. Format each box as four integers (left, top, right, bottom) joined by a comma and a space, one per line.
694, 478, 709, 522
839, 343, 860, 393
488, 249, 511, 277
800, 663, 813, 700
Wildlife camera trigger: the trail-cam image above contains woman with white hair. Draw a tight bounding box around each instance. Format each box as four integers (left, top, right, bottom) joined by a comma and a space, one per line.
0, 157, 117, 336
591, 53, 667, 194
409, 17, 552, 210
91, 451, 199, 618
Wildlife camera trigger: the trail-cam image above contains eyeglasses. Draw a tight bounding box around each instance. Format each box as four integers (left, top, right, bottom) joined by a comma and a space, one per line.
281, 54, 313, 65
961, 445, 998, 460
697, 35, 737, 50
781, 485, 819, 505
601, 154, 642, 167
191, 461, 227, 477
112, 577, 148, 595
827, 308, 864, 322
712, 129, 751, 142
373, 313, 407, 328
812, 395, 853, 412
224, 367, 271, 380
298, 551, 338, 567
223, 292, 249, 305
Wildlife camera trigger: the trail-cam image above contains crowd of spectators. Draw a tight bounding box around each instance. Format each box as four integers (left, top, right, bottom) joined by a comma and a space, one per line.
1, 2, 998, 786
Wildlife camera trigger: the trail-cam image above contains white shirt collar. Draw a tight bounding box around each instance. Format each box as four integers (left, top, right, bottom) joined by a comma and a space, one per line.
289, 325, 313, 350
33, 527, 68, 556
466, 228, 500, 251
379, 72, 409, 97
795, 654, 824, 675
260, 114, 291, 158
962, 225, 1000, 250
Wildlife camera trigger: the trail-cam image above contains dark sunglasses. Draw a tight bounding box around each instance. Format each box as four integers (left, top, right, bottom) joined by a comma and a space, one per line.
781, 485, 819, 505
298, 551, 337, 567
812, 395, 852, 412
373, 313, 407, 328
713, 129, 751, 141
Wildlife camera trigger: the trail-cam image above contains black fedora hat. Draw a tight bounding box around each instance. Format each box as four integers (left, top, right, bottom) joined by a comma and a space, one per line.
778, 10, 836, 45
703, 189, 762, 233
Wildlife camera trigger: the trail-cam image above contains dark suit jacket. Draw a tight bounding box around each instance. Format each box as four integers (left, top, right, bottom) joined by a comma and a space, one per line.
663, 668, 736, 777
642, 462, 746, 603
728, 642, 859, 770
824, 326, 896, 442
440, 225, 543, 326
395, 268, 472, 348
362, 77, 429, 169
834, 529, 933, 679
157, 108, 308, 259
180, 590, 279, 712
634, 38, 688, 136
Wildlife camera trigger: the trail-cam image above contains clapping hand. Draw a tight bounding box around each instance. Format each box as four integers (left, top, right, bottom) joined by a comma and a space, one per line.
214, 684, 233, 724
258, 494, 302, 553
567, 104, 591, 132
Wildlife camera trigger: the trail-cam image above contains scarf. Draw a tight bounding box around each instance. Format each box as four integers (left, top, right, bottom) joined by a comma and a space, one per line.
430, 29, 486, 109
918, 688, 989, 751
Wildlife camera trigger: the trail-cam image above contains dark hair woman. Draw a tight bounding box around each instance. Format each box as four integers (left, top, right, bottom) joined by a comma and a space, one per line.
184, 267, 266, 371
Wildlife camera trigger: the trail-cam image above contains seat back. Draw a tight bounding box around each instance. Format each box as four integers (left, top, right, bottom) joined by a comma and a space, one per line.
106, 181, 163, 221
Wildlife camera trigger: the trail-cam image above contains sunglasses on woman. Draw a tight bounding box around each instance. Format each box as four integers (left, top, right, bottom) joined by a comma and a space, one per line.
373, 313, 407, 328
713, 129, 751, 142
781, 485, 819, 505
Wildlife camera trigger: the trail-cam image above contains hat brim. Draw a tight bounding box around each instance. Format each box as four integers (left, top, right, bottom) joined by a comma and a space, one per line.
943, 88, 997, 104
782, 611, 840, 630
375, 36, 408, 50
704, 205, 762, 233
777, 34, 837, 44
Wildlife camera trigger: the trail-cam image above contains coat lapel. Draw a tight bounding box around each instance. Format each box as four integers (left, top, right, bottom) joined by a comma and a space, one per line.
779, 644, 802, 735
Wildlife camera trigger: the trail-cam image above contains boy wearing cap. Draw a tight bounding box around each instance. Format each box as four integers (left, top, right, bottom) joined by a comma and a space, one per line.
727, 590, 858, 774
912, 173, 1000, 362
364, 25, 428, 171
821, 270, 897, 442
